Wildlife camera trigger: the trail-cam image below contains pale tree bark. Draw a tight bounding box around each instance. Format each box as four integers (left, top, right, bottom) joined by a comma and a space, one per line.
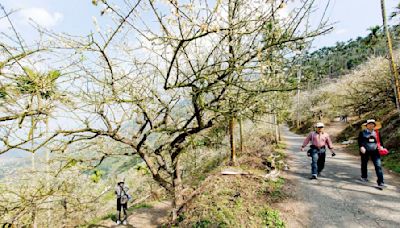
228, 0, 237, 165
172, 155, 182, 221
274, 112, 279, 143
229, 117, 236, 165
381, 0, 400, 112
239, 117, 244, 152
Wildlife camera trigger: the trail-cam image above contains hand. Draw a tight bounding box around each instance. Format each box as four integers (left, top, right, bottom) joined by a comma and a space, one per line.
300, 147, 304, 152
360, 146, 366, 154
378, 146, 384, 150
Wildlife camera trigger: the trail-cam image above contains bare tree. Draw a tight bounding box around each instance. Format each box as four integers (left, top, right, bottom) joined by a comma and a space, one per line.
1, 0, 331, 221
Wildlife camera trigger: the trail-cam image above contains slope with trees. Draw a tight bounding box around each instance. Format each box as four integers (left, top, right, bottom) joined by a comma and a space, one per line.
0, 0, 331, 226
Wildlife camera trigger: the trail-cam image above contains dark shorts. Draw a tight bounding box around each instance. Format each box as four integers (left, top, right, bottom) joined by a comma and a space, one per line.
117, 198, 127, 211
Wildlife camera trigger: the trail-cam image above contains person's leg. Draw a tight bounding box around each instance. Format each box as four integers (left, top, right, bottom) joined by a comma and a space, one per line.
122, 204, 128, 223
360, 153, 369, 179
117, 199, 121, 223
317, 152, 326, 174
371, 152, 384, 185
311, 149, 318, 177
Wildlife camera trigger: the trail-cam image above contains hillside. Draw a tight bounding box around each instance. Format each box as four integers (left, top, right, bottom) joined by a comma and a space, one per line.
290, 45, 400, 174
300, 25, 400, 83
2, 0, 400, 227
90, 120, 288, 227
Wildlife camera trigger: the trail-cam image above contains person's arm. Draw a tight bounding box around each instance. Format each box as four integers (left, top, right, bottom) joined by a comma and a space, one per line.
358, 131, 367, 153
358, 131, 363, 147
378, 131, 384, 148
115, 186, 121, 197
326, 135, 336, 156
301, 133, 312, 150
326, 134, 334, 150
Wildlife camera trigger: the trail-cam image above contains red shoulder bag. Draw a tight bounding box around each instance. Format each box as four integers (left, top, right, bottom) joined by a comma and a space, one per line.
375, 129, 389, 156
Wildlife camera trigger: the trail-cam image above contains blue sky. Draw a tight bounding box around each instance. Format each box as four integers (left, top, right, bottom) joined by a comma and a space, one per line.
0, 0, 398, 49
312, 0, 399, 48
0, 0, 100, 36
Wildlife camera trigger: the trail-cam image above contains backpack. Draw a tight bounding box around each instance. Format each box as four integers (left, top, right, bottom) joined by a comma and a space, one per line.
119, 187, 130, 204
120, 194, 129, 204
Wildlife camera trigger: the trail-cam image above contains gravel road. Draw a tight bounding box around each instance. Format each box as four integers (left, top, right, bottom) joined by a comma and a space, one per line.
278, 125, 400, 228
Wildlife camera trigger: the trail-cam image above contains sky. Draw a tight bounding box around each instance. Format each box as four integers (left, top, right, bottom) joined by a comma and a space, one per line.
311, 0, 399, 49
0, 0, 398, 49
0, 0, 398, 160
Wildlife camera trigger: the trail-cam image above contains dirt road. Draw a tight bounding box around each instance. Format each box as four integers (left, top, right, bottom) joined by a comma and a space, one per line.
278, 125, 400, 228
100, 201, 171, 228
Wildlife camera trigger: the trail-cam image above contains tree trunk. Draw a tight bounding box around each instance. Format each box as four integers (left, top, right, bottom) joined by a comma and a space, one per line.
273, 113, 279, 143
239, 117, 244, 152
229, 117, 236, 165
62, 198, 68, 228
381, 0, 400, 113
228, 0, 236, 166
171, 155, 183, 221
31, 204, 37, 228
296, 64, 301, 129
278, 122, 281, 141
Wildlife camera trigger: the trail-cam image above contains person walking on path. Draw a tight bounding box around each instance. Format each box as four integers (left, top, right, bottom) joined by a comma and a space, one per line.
358, 119, 385, 187
115, 178, 131, 225
301, 122, 336, 179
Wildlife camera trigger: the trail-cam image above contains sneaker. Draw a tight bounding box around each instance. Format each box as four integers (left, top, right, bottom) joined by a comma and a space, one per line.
310, 174, 317, 180
122, 220, 127, 225
318, 172, 322, 177
378, 182, 385, 187
360, 177, 368, 182
116, 220, 121, 225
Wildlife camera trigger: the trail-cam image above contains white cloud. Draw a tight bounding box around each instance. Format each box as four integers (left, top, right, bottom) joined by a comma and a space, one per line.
0, 19, 10, 31
19, 8, 63, 28
335, 28, 348, 35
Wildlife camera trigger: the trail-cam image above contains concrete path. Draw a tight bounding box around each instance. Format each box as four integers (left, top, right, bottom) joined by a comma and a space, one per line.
277, 125, 400, 228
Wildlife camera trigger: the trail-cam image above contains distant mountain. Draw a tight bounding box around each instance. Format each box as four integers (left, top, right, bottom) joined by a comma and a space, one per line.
301, 25, 400, 82
0, 151, 32, 179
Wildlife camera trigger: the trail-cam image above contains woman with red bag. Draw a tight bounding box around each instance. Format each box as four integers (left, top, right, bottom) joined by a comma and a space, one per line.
357, 119, 385, 187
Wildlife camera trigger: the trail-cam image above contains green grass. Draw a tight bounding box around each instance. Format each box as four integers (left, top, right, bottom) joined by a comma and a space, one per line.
382, 150, 400, 173
263, 177, 285, 201
260, 207, 285, 228
102, 191, 115, 201
79, 212, 117, 228
127, 202, 152, 212
276, 142, 287, 150
181, 176, 287, 226
189, 156, 225, 186
193, 220, 212, 228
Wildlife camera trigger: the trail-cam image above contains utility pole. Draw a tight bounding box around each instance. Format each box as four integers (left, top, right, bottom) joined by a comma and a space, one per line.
381, 0, 400, 112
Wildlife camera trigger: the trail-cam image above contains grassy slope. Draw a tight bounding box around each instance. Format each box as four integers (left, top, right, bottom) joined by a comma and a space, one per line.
87, 122, 290, 227
176, 133, 287, 227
